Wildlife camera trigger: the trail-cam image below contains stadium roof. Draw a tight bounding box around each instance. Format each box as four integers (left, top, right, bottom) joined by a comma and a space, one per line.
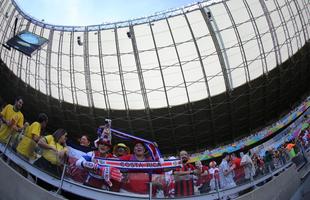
0, 0, 309, 153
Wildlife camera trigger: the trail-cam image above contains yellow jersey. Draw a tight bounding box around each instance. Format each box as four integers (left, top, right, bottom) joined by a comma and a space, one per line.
42, 135, 66, 165
16, 122, 41, 159
0, 104, 24, 143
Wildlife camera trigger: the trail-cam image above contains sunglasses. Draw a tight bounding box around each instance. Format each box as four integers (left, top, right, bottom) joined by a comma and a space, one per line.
118, 147, 126, 151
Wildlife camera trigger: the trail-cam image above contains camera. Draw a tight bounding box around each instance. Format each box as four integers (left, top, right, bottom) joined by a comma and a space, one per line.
104, 119, 112, 127
97, 119, 112, 138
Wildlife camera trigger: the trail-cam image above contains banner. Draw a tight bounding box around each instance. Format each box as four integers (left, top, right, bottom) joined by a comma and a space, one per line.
111, 128, 162, 161
94, 158, 182, 170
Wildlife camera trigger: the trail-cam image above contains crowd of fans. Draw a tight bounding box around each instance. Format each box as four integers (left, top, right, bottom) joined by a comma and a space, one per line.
188, 97, 310, 162
0, 96, 309, 199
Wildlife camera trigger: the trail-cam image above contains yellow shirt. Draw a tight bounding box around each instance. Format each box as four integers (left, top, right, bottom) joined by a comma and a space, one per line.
0, 104, 24, 143
16, 122, 41, 159
42, 135, 66, 165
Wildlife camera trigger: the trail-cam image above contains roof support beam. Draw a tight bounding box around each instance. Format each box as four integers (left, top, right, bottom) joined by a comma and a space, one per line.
129, 23, 155, 141
243, 0, 269, 75
23, 21, 31, 86
200, 6, 233, 92
70, 31, 79, 107
35, 26, 45, 94
46, 29, 54, 98
300, 0, 310, 20
114, 25, 133, 133
164, 17, 188, 150
97, 29, 111, 114
222, 1, 251, 85
259, 0, 282, 66
16, 18, 26, 78
0, 3, 13, 57
129, 24, 150, 111
83, 28, 95, 109
273, 0, 293, 58
182, 10, 216, 147
183, 10, 213, 149
284, 0, 302, 50
293, 0, 309, 41
0, 0, 9, 10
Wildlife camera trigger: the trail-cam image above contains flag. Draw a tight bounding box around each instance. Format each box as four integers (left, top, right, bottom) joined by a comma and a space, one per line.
111, 128, 162, 161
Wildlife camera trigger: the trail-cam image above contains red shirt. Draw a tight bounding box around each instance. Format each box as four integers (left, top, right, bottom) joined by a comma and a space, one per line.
119, 154, 151, 194
196, 165, 210, 186
232, 157, 244, 181
232, 157, 241, 168
93, 151, 113, 159
174, 163, 196, 197
174, 163, 196, 172
119, 154, 150, 161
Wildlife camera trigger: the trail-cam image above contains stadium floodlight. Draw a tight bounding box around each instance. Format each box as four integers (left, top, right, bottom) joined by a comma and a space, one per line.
77, 36, 83, 46
126, 31, 131, 39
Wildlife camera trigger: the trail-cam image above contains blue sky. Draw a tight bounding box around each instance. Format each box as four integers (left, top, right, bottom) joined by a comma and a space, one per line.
15, 0, 198, 26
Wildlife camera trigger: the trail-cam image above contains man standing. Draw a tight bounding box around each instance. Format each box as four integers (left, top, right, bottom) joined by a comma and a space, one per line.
0, 97, 24, 143
173, 150, 200, 197
113, 143, 130, 158
16, 113, 48, 160
219, 152, 237, 199
230, 153, 244, 184
119, 141, 152, 194
240, 151, 256, 182
195, 160, 210, 194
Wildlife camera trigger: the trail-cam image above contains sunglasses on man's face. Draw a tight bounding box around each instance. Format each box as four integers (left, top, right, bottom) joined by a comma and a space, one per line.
118, 147, 126, 151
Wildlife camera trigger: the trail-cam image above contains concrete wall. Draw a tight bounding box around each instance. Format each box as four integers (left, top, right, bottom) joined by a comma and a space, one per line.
0, 159, 66, 200
236, 166, 300, 200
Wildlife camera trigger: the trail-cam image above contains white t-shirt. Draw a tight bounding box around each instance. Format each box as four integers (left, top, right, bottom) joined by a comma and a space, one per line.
219, 159, 236, 189
241, 154, 255, 179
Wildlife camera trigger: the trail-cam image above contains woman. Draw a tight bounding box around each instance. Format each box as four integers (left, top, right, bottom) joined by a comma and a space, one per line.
34, 128, 68, 177
75, 138, 122, 191
79, 135, 91, 147
66, 135, 94, 183
67, 134, 93, 153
